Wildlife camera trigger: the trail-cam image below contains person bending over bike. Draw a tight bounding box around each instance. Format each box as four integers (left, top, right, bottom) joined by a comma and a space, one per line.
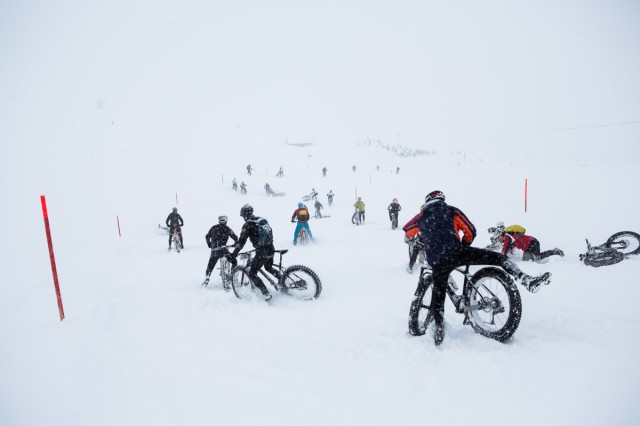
498, 226, 564, 262
202, 215, 239, 287
314, 199, 324, 218
354, 197, 366, 223
388, 198, 402, 222
166, 207, 184, 249
417, 190, 552, 346
291, 202, 314, 245
231, 204, 280, 301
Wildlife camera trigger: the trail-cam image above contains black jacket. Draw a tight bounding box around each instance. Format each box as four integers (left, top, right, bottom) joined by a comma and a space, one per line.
232, 216, 274, 256
417, 200, 476, 265
166, 212, 184, 229
388, 203, 402, 213
205, 224, 238, 249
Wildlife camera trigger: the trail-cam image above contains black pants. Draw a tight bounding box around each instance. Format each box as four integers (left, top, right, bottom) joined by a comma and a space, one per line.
248, 250, 281, 296
357, 211, 365, 223
206, 248, 237, 276
522, 239, 557, 261
429, 246, 523, 325
168, 227, 183, 247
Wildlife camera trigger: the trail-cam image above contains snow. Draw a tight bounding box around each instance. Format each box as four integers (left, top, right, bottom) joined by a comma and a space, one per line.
2, 1, 640, 425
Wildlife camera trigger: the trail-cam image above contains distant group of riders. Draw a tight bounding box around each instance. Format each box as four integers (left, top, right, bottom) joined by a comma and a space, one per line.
164, 162, 565, 346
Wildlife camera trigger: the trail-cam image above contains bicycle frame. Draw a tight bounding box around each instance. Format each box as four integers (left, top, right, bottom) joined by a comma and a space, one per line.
420, 265, 469, 314
238, 249, 288, 290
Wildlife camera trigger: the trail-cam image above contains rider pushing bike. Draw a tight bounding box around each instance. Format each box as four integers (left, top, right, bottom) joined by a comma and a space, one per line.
416, 190, 552, 346
166, 207, 184, 250
231, 204, 280, 301
291, 202, 314, 245
202, 215, 239, 287
387, 198, 402, 228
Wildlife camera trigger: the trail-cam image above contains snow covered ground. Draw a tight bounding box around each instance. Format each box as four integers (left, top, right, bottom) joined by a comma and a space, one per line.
2, 1, 640, 425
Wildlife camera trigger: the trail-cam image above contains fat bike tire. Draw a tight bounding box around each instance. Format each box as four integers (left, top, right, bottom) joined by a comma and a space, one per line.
231, 266, 259, 300
606, 231, 640, 256
408, 273, 434, 336
583, 251, 625, 268
465, 267, 521, 342
280, 265, 322, 300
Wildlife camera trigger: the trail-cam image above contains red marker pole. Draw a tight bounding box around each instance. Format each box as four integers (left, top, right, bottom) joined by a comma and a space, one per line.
40, 196, 65, 321
524, 178, 528, 213
175, 191, 179, 205
116, 215, 121, 237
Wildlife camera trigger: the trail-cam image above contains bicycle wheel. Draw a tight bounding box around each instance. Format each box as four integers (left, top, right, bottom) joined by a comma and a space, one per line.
280, 265, 322, 300
392, 215, 398, 230
219, 258, 233, 290
173, 233, 181, 253
606, 231, 640, 256
408, 273, 434, 336
352, 212, 360, 225
298, 228, 309, 246
583, 251, 625, 267
231, 266, 259, 300
465, 267, 521, 342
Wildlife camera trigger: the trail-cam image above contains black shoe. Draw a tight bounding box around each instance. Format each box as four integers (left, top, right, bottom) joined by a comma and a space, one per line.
434, 323, 445, 346
263, 293, 272, 301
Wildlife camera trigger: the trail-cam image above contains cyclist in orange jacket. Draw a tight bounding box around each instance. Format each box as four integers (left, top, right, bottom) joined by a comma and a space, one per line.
416, 190, 552, 346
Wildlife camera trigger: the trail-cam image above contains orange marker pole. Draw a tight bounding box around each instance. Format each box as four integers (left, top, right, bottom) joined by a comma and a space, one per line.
524, 178, 528, 213
40, 196, 65, 321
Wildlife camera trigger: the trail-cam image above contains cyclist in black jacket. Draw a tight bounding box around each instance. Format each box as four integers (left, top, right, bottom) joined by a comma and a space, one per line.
417, 190, 552, 346
231, 204, 280, 301
202, 215, 239, 287
166, 207, 184, 249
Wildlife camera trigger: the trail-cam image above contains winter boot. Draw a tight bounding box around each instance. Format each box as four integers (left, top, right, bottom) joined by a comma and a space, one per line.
434, 323, 445, 346
521, 272, 552, 293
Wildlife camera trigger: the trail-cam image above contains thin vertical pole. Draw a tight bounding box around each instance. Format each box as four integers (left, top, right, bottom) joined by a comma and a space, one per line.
40, 196, 65, 321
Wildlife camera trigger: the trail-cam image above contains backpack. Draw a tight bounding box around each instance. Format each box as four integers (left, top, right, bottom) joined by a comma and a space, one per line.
298, 208, 310, 221
250, 217, 273, 248
504, 224, 526, 234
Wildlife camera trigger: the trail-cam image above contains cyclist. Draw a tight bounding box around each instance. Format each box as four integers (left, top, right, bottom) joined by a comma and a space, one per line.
354, 197, 365, 223
246, 164, 253, 175
202, 215, 239, 287
327, 190, 334, 206
498, 226, 564, 261
231, 204, 279, 301
166, 207, 184, 250
416, 190, 552, 346
310, 188, 318, 200
240, 181, 247, 194
276, 166, 284, 177
387, 198, 402, 226
322, 167, 327, 177
264, 182, 272, 196
232, 178, 238, 191
486, 221, 505, 251
314, 199, 324, 218
291, 202, 314, 245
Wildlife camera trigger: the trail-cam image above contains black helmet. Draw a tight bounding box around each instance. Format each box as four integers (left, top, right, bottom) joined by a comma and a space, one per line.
172, 207, 178, 213
240, 204, 254, 219
424, 190, 445, 204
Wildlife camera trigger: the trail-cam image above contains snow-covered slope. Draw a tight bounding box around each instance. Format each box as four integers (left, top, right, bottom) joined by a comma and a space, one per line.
2, 1, 640, 425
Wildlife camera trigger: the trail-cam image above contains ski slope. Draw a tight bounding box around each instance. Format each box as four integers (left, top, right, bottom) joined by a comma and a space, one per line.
2, 1, 640, 425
